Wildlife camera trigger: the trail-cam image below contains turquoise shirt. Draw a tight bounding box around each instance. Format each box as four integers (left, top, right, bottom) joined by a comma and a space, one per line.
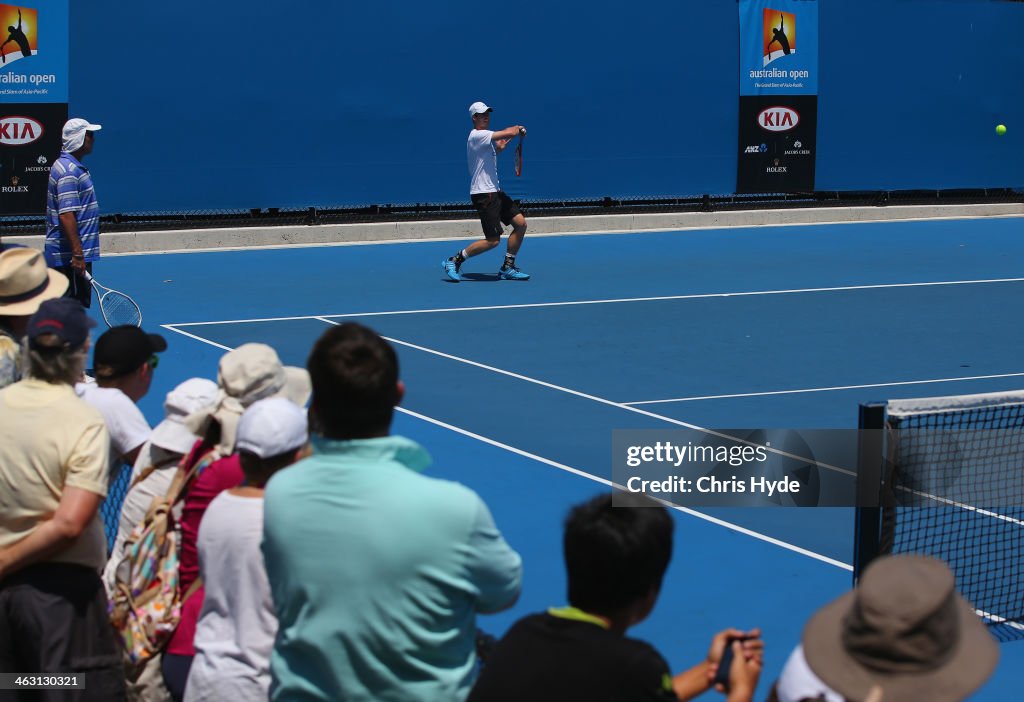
262, 435, 522, 702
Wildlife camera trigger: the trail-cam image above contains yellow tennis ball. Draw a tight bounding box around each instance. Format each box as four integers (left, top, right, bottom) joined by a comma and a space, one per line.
996, 124, 1007, 136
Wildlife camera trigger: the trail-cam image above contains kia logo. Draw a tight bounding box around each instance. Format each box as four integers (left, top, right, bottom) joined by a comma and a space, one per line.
0, 116, 44, 146
757, 107, 798, 132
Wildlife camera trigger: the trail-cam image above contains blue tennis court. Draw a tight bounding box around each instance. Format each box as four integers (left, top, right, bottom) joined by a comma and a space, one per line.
102, 213, 1024, 699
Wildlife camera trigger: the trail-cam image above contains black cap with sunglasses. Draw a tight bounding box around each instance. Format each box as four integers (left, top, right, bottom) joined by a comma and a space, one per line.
93, 325, 167, 379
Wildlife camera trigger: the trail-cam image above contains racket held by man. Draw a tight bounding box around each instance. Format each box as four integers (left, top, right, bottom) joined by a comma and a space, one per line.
514, 127, 525, 176
83, 271, 143, 328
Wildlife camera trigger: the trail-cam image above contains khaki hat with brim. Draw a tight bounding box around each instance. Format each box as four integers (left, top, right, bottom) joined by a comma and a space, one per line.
803, 554, 998, 702
0, 247, 69, 316
184, 343, 311, 456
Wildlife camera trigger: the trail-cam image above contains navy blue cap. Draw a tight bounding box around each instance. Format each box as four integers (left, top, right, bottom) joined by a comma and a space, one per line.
27, 298, 97, 349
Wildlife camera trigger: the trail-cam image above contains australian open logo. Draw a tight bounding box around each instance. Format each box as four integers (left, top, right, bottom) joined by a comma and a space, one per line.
1, 4, 37, 68
762, 9, 796, 67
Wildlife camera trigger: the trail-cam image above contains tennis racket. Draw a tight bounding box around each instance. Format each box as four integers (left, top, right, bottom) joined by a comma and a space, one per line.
83, 271, 142, 328
514, 127, 525, 176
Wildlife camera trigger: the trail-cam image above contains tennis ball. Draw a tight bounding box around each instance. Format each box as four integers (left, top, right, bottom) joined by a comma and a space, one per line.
996, 124, 1007, 136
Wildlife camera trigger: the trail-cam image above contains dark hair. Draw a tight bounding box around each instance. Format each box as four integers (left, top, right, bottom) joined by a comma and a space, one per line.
306, 322, 399, 439
563, 492, 674, 615
239, 449, 300, 488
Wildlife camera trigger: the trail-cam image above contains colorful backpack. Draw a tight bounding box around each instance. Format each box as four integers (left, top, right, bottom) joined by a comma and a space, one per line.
108, 447, 219, 665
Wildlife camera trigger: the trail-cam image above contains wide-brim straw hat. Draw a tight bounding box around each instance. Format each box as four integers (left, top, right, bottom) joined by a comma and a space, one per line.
0, 247, 69, 316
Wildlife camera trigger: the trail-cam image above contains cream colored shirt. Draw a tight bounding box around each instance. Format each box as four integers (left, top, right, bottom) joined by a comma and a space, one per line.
0, 378, 110, 571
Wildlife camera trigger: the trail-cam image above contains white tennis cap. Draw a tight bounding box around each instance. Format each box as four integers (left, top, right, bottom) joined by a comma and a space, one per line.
150, 378, 219, 454
468, 101, 492, 116
235, 396, 309, 459
62, 118, 102, 152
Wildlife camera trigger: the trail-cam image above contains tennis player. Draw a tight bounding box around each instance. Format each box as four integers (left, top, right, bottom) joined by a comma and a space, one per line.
443, 102, 530, 282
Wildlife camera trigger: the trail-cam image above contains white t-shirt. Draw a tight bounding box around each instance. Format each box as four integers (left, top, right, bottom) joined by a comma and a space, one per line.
774, 645, 844, 702
467, 129, 499, 194
75, 383, 151, 475
185, 492, 276, 702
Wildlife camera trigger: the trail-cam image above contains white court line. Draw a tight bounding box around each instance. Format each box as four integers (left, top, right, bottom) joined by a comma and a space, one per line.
978, 609, 1024, 631
895, 485, 1024, 527
312, 318, 854, 477
400, 408, 852, 571
168, 276, 1024, 328
160, 324, 233, 351
162, 320, 853, 571
626, 372, 1024, 405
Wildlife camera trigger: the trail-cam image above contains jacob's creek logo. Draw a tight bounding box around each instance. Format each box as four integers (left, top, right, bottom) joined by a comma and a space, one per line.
0, 115, 42, 145
758, 106, 798, 132
784, 139, 811, 156
24, 153, 49, 172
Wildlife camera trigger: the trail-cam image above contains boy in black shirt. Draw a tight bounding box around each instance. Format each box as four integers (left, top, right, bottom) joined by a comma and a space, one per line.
469, 492, 763, 702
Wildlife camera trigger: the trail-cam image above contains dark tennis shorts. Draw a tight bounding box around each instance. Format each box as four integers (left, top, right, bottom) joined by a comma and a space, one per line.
471, 191, 522, 240
55, 263, 93, 309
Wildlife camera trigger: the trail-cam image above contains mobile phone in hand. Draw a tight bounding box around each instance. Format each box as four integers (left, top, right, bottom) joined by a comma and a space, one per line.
712, 637, 747, 691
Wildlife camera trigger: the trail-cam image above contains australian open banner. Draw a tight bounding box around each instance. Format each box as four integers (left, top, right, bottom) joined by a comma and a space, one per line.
737, 0, 818, 193
1, 1, 68, 214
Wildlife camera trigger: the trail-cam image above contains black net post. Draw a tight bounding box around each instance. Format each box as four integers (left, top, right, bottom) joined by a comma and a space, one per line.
853, 402, 886, 584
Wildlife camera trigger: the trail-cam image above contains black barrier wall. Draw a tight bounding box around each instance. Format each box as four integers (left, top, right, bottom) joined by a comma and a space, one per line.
59, 0, 1024, 213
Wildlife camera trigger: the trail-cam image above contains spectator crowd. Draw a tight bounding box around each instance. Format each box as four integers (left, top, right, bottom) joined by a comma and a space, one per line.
0, 242, 1002, 702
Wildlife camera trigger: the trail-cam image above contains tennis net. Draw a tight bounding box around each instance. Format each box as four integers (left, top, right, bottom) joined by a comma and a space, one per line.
854, 390, 1024, 641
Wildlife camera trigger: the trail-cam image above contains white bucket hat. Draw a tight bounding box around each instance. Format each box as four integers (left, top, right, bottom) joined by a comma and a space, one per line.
149, 378, 219, 455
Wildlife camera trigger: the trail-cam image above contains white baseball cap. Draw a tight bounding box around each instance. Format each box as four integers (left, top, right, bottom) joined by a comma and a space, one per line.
150, 378, 219, 454
468, 101, 492, 116
62, 118, 102, 152
235, 397, 309, 459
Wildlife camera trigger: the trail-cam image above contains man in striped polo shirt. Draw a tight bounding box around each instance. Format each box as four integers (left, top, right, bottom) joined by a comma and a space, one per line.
46, 118, 102, 308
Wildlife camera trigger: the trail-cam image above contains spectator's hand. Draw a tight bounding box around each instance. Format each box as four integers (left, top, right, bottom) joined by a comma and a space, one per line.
705, 627, 763, 689
725, 640, 762, 701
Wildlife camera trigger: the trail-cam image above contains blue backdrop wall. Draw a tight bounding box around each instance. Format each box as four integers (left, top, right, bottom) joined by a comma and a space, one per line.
66, 1, 1024, 213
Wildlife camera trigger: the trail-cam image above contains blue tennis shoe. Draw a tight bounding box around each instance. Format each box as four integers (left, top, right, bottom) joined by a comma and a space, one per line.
498, 265, 530, 281
442, 258, 463, 282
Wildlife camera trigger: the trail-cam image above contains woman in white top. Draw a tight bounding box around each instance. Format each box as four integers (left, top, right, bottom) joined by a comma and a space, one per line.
184, 397, 308, 702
